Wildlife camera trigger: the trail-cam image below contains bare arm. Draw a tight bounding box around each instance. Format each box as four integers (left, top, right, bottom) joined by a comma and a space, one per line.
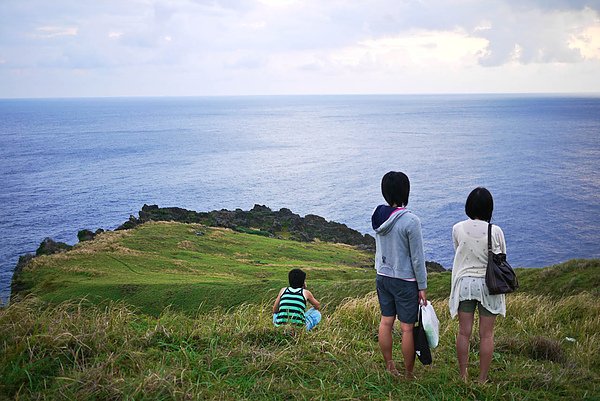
304, 289, 321, 310
272, 288, 285, 313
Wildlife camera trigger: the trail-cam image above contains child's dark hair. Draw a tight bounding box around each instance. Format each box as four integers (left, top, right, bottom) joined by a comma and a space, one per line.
465, 187, 494, 222
288, 269, 306, 288
381, 171, 410, 207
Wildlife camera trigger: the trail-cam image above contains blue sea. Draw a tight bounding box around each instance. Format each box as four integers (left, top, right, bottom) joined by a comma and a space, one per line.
1, 94, 599, 304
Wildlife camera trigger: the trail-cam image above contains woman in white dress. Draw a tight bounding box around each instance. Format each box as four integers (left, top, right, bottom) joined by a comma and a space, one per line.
449, 187, 506, 383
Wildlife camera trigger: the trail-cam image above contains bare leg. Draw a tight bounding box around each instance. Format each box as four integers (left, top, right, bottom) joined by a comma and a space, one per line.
379, 316, 399, 375
478, 314, 496, 383
457, 311, 475, 381
400, 322, 416, 378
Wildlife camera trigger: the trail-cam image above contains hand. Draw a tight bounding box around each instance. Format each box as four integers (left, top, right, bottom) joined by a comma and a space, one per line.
418, 290, 427, 306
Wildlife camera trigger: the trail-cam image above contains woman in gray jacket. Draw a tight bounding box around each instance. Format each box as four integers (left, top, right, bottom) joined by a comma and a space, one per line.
372, 171, 428, 378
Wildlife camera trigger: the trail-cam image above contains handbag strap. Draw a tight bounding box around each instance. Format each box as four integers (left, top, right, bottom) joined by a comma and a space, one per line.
487, 223, 492, 253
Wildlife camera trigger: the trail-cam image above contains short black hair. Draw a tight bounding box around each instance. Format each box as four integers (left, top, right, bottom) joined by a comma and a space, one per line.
465, 187, 494, 222
288, 268, 306, 288
381, 171, 410, 207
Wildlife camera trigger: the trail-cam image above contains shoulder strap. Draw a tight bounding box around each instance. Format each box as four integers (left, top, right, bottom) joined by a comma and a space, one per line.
283, 287, 304, 296
487, 223, 492, 252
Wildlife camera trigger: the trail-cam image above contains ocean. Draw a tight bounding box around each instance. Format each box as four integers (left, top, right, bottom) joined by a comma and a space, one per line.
1, 94, 599, 304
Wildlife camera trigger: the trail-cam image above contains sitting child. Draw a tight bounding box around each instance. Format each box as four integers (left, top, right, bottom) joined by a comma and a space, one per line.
272, 268, 321, 331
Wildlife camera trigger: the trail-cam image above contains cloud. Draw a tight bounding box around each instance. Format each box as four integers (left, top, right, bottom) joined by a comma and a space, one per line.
569, 26, 600, 59
325, 30, 489, 72
475, 4, 599, 65
0, 0, 599, 96
504, 0, 600, 12
225, 52, 266, 70
33, 26, 78, 39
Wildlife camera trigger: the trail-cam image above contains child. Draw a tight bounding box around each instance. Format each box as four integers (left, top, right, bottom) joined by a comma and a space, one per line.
273, 268, 321, 331
372, 171, 427, 378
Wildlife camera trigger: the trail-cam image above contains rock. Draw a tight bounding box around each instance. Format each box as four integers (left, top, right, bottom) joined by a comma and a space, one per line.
35, 237, 72, 256
10, 253, 36, 300
278, 208, 293, 215
116, 215, 141, 230
305, 214, 326, 223
77, 229, 96, 242
14, 253, 35, 274
124, 204, 376, 251
251, 204, 271, 213
426, 261, 446, 273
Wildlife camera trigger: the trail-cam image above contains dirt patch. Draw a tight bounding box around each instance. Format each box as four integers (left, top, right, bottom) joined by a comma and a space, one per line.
177, 240, 196, 250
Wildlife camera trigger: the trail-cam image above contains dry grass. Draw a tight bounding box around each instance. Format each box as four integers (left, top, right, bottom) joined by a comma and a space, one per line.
1, 291, 598, 400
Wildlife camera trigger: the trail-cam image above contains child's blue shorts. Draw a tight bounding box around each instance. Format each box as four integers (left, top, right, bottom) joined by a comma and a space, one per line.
273, 307, 321, 331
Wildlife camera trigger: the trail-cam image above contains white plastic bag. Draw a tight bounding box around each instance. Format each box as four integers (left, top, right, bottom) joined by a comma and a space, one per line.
421, 302, 440, 349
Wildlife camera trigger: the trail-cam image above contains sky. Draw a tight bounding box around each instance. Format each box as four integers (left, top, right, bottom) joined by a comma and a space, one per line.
1, 0, 599, 98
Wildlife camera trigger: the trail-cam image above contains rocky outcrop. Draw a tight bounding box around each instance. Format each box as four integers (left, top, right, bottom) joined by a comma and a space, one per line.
426, 261, 447, 273
35, 237, 73, 256
77, 228, 104, 242
10, 254, 35, 296
120, 204, 376, 251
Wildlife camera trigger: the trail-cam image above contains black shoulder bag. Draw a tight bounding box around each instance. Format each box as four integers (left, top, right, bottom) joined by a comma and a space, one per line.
485, 223, 518, 295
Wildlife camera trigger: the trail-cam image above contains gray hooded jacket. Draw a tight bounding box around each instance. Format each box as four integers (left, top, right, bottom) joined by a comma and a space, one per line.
372, 207, 427, 290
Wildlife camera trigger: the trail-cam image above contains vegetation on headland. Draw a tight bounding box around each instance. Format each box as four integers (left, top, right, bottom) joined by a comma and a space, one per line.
2, 219, 599, 400
118, 204, 376, 250
11, 221, 378, 315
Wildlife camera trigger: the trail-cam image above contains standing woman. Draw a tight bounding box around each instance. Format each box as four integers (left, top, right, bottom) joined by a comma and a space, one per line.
372, 171, 428, 378
449, 187, 506, 383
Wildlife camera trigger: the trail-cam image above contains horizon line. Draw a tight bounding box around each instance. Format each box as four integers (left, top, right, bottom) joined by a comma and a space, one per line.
2, 90, 600, 101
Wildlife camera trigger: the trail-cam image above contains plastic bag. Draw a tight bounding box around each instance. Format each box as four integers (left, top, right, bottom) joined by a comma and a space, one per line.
421, 302, 439, 349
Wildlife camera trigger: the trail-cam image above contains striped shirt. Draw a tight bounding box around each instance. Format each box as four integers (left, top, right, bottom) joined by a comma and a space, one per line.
275, 287, 306, 325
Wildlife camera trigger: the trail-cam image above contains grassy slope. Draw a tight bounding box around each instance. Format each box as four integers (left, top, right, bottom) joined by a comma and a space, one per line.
2, 222, 599, 400
13, 222, 380, 315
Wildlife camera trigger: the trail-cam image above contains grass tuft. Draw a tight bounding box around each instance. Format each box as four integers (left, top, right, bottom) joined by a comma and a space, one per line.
528, 336, 566, 363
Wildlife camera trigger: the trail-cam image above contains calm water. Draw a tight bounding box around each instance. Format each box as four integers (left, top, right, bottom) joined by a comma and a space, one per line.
1, 94, 599, 304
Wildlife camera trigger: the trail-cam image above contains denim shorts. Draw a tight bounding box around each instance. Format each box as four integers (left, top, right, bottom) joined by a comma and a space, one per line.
376, 274, 419, 323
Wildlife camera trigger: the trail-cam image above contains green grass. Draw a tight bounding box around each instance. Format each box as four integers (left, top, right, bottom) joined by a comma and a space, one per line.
515, 259, 600, 297
1, 291, 598, 400
3, 221, 599, 400
13, 222, 376, 314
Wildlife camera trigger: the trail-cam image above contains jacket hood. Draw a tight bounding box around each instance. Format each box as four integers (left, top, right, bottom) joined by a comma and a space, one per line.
372, 205, 409, 235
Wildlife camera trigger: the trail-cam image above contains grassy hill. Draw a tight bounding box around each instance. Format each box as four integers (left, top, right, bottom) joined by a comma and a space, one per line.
11, 221, 380, 315
2, 222, 599, 400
